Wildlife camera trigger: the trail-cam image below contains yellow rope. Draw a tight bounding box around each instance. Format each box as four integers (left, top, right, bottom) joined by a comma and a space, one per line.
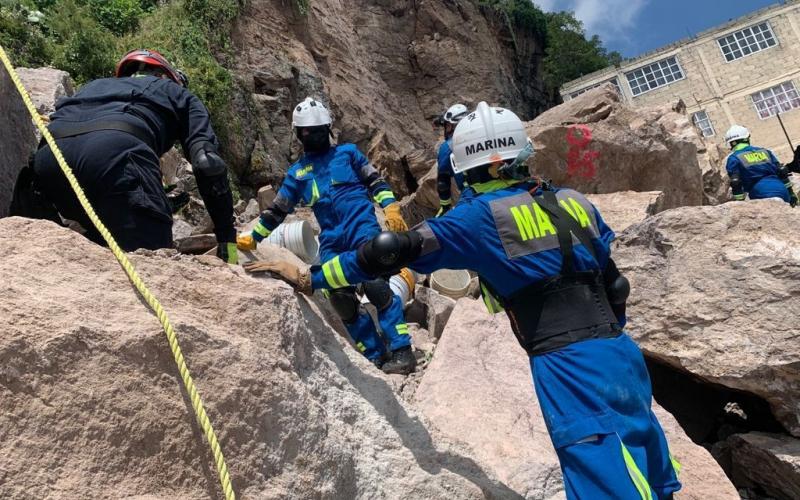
0, 46, 235, 500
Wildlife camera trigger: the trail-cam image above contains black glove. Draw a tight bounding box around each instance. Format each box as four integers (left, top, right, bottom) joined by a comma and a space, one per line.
216, 242, 238, 264
786, 146, 800, 174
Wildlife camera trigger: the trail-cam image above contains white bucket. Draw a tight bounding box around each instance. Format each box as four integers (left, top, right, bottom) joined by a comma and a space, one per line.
389, 268, 416, 306
430, 269, 471, 299
265, 221, 319, 264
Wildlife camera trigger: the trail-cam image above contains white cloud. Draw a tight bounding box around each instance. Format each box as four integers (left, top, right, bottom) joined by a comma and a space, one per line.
534, 0, 648, 46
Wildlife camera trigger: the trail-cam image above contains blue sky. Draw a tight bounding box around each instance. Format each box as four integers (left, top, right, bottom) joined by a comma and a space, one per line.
534, 0, 779, 58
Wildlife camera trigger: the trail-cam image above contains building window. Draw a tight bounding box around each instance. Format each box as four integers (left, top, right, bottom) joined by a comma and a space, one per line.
751, 81, 800, 119
717, 22, 777, 62
568, 78, 621, 100
625, 57, 685, 97
691, 111, 715, 137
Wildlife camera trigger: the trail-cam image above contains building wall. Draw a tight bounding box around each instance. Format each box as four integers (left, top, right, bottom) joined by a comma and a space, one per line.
560, 1, 800, 162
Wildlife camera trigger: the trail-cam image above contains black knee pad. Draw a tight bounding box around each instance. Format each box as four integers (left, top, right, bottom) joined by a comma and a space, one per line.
363, 278, 394, 312
329, 288, 360, 324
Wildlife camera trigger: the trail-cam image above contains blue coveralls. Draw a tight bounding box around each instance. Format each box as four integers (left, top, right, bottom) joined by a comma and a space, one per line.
33, 76, 234, 251
726, 144, 790, 202
254, 144, 410, 360
437, 139, 473, 205
312, 181, 682, 499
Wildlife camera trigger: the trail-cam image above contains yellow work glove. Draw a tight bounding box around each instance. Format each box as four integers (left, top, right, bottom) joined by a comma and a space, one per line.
216, 242, 238, 265
237, 232, 257, 251
243, 260, 313, 295
384, 202, 408, 232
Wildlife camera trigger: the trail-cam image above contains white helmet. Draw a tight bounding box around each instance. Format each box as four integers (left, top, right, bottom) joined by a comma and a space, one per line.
443, 103, 468, 124
292, 97, 332, 127
450, 101, 531, 174
724, 125, 750, 147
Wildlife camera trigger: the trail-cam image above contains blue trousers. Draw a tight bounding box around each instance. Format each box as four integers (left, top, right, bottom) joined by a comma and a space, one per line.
322, 244, 410, 360
749, 176, 790, 202
343, 293, 410, 360
532, 334, 681, 499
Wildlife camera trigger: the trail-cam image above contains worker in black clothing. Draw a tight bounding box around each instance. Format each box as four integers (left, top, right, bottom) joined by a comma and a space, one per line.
33, 49, 237, 262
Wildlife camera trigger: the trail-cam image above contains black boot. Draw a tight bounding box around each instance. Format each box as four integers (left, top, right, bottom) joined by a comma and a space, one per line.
381, 346, 417, 375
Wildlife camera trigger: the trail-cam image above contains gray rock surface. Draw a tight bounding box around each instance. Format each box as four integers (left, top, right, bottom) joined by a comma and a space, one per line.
614, 199, 800, 435
0, 67, 37, 218
727, 432, 800, 500
15, 66, 74, 118
0, 217, 518, 499
586, 190, 665, 233
229, 0, 547, 192
415, 298, 737, 499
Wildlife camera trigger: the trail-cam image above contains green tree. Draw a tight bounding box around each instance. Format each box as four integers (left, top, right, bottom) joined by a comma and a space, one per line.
86, 0, 145, 36
542, 11, 621, 99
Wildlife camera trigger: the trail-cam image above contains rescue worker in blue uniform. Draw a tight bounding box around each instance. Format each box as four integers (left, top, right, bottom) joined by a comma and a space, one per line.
724, 125, 797, 206
237, 97, 416, 374
433, 103, 470, 216
32, 49, 238, 261
245, 102, 683, 499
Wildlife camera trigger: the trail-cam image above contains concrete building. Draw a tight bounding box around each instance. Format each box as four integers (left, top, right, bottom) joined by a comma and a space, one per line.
560, 0, 800, 161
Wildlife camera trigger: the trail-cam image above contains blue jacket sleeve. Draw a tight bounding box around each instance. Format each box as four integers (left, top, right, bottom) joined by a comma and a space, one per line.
311, 204, 479, 290
437, 142, 453, 203
348, 145, 397, 208
252, 173, 300, 241
725, 154, 740, 177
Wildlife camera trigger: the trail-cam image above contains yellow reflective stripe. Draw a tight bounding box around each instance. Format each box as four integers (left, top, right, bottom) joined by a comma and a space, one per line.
733, 194, 746, 201
480, 283, 504, 314
440, 198, 452, 206
322, 256, 349, 288
396, 323, 410, 335
620, 439, 653, 500
670, 455, 682, 476
356, 341, 366, 352
309, 179, 320, 206
253, 221, 271, 238
374, 191, 395, 203
321, 289, 331, 299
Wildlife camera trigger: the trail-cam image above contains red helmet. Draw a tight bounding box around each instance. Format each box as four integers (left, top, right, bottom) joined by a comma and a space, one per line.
115, 49, 188, 87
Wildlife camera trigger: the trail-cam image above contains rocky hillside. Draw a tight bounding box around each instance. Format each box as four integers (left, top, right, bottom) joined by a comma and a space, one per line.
226, 0, 547, 195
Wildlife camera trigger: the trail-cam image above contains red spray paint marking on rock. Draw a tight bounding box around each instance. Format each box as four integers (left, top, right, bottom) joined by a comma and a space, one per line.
566, 125, 600, 179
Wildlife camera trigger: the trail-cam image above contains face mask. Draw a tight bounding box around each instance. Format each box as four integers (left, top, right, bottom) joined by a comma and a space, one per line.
299, 126, 331, 153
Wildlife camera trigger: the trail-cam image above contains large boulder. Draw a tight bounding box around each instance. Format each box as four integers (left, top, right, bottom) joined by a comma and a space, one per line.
727, 432, 800, 500
526, 85, 708, 209
0, 67, 37, 218
614, 199, 800, 435
0, 217, 518, 499
15, 66, 74, 118
586, 191, 665, 233
415, 298, 737, 499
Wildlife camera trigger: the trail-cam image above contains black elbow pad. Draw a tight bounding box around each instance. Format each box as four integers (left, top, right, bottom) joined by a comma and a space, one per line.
778, 165, 791, 183
607, 275, 630, 305
729, 173, 743, 195
190, 141, 227, 177
437, 175, 452, 198
357, 231, 423, 276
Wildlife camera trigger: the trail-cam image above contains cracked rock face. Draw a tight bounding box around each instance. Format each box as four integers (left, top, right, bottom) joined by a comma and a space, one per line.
0, 68, 37, 218
614, 199, 800, 436
526, 86, 714, 209
0, 217, 518, 499
415, 297, 736, 499
228, 0, 545, 193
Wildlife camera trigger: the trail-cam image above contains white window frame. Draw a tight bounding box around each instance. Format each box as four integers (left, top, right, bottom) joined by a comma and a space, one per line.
568, 78, 622, 100
624, 56, 685, 97
691, 110, 715, 137
717, 21, 778, 63
751, 81, 800, 120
